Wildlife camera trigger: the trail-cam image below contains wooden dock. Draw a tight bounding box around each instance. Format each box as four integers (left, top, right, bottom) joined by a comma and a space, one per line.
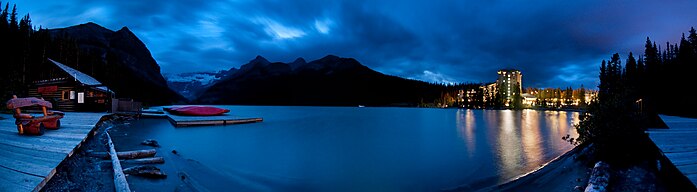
647, 115, 697, 184
0, 112, 104, 191
142, 106, 263, 127
166, 114, 262, 127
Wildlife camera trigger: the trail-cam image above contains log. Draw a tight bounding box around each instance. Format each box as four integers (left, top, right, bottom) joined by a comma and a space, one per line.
100, 157, 165, 165
90, 149, 157, 159
585, 161, 610, 192
107, 133, 131, 192
122, 157, 165, 164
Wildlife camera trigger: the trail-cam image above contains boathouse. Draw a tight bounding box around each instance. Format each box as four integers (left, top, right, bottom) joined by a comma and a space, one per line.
28, 59, 114, 112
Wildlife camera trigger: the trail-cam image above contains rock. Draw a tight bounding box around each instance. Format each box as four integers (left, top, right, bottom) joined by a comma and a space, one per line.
172, 150, 178, 155
574, 186, 584, 191
123, 165, 167, 178
141, 139, 160, 147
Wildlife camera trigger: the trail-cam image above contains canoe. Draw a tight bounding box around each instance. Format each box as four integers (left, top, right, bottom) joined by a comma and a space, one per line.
164, 106, 230, 116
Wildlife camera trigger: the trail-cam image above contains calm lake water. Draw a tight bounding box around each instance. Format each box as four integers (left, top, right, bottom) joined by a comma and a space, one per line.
138, 106, 579, 191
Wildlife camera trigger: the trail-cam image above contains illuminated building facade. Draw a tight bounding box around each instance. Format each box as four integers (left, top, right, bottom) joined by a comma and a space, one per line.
496, 69, 522, 105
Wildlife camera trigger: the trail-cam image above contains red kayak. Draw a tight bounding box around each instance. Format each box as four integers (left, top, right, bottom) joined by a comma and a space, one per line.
164, 106, 230, 116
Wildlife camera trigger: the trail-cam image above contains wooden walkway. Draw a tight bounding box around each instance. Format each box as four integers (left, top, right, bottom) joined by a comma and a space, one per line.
0, 112, 104, 191
647, 115, 697, 184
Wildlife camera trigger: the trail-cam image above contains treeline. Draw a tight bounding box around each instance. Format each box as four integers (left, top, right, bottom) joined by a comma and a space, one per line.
576, 27, 697, 163
419, 83, 481, 108
527, 87, 588, 108
0, 2, 81, 100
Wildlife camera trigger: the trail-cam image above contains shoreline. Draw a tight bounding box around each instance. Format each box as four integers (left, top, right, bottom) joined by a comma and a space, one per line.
483, 143, 591, 191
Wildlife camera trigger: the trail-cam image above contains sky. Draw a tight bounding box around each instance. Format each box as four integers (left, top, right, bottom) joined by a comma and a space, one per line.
15, 0, 697, 88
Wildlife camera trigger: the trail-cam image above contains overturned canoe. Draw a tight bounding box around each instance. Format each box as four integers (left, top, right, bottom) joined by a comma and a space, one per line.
164, 106, 230, 116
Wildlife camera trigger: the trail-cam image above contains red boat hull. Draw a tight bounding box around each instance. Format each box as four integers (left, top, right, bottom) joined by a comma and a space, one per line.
165, 106, 230, 116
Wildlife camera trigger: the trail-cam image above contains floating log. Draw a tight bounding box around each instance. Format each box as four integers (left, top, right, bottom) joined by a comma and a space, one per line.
107, 133, 131, 192
122, 157, 164, 164
90, 149, 157, 159
123, 165, 167, 178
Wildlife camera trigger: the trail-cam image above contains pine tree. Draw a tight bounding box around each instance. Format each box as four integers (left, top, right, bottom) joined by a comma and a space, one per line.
8, 4, 16, 32
689, 27, 697, 52
0, 2, 6, 32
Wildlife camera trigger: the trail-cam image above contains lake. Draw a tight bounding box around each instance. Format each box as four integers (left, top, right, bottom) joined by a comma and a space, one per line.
133, 106, 579, 191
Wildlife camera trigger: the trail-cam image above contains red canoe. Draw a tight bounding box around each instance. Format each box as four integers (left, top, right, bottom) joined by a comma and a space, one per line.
164, 106, 230, 116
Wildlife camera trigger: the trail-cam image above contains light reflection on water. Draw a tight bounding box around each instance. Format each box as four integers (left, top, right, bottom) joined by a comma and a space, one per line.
456, 109, 579, 183
144, 106, 578, 191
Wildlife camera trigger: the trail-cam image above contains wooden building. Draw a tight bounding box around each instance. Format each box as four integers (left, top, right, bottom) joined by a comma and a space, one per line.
28, 59, 114, 112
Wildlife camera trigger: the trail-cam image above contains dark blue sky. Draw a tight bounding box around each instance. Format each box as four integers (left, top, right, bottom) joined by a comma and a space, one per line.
18, 0, 697, 88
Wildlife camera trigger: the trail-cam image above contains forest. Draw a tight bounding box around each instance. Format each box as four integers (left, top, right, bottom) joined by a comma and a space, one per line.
576, 27, 697, 163
0, 2, 82, 101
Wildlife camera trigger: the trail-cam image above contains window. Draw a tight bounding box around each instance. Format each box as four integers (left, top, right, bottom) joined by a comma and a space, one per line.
62, 91, 70, 100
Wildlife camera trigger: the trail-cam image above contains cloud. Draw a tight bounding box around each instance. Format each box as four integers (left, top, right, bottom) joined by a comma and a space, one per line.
18, 0, 697, 88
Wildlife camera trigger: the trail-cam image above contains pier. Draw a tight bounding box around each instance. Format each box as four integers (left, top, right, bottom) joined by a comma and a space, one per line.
142, 107, 263, 127
0, 112, 104, 191
647, 115, 697, 185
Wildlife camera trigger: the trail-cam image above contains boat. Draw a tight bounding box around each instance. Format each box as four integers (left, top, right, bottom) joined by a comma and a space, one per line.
164, 106, 230, 116
358, 105, 365, 108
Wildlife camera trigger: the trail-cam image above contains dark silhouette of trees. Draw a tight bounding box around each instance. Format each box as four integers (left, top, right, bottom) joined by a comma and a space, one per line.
0, 3, 81, 100
577, 26, 697, 163
576, 53, 646, 163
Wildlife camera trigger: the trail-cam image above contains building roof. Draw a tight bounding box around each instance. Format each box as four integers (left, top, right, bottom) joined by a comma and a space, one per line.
48, 59, 113, 93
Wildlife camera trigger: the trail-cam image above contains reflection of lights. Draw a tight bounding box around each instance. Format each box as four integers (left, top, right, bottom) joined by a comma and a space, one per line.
497, 110, 522, 178
522, 109, 543, 163
456, 109, 476, 156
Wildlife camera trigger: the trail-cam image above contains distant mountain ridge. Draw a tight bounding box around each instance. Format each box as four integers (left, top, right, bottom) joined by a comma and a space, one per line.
194, 55, 446, 106
165, 71, 226, 100
49, 22, 185, 104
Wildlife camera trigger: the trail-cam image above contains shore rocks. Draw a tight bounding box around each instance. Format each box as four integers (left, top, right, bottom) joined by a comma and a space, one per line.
141, 139, 160, 147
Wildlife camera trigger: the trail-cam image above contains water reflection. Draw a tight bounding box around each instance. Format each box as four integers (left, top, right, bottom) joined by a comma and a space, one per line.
456, 109, 476, 156
521, 109, 543, 165
496, 110, 523, 178
456, 109, 579, 183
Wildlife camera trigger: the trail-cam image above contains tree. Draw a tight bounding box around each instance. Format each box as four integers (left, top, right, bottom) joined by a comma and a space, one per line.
0, 2, 7, 32
8, 4, 15, 32
576, 53, 644, 163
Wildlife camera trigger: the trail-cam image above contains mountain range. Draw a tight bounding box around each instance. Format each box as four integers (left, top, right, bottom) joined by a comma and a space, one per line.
191, 55, 447, 106
51, 22, 449, 106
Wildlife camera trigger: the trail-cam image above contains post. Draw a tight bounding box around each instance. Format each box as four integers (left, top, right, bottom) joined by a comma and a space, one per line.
13, 95, 23, 134
107, 133, 131, 192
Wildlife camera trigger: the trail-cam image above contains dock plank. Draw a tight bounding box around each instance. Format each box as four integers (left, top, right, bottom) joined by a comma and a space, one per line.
0, 112, 104, 191
0, 166, 38, 191
677, 163, 697, 175
649, 115, 697, 186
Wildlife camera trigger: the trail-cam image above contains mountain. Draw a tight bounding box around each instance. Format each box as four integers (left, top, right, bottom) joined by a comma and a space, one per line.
195, 55, 446, 106
165, 71, 227, 100
49, 22, 185, 104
